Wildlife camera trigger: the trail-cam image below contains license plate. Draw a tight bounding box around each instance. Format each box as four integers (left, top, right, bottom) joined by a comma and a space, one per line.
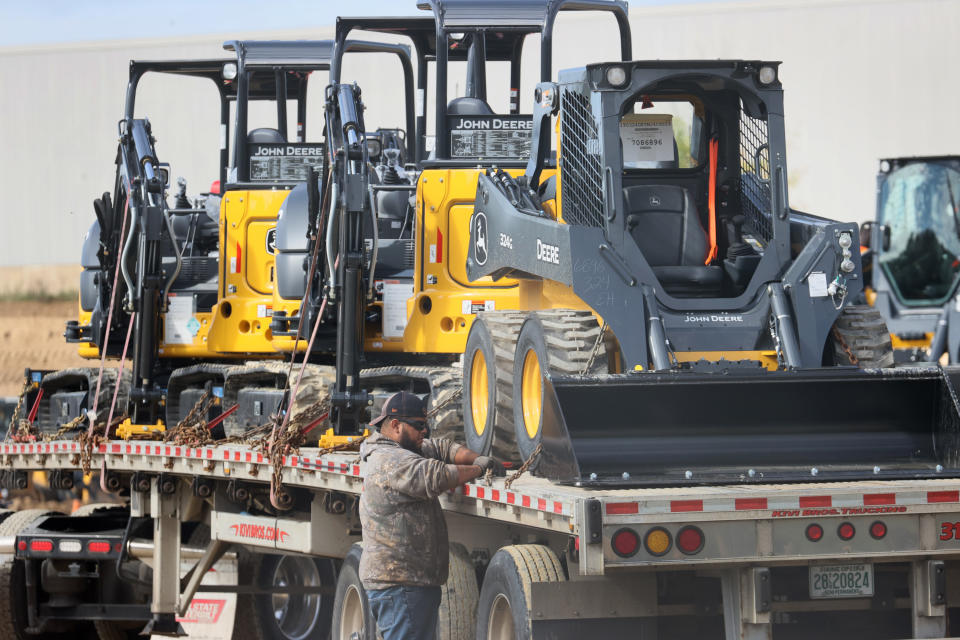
809, 563, 874, 599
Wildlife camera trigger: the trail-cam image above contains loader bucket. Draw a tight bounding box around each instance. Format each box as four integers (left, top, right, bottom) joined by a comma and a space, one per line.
538, 366, 960, 486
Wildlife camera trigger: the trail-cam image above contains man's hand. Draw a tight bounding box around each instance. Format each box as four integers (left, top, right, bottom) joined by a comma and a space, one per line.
474, 455, 506, 477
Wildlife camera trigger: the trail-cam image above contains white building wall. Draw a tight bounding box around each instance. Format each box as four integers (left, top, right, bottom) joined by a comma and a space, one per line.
0, 0, 957, 267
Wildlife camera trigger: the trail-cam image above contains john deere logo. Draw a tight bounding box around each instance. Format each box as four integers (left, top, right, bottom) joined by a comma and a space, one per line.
649, 195, 661, 207
474, 212, 488, 266
265, 228, 277, 255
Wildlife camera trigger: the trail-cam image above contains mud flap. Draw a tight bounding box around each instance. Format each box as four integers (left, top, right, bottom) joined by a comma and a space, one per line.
539, 366, 960, 486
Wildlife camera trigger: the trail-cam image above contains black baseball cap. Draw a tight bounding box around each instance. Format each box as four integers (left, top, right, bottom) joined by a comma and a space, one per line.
370, 391, 427, 426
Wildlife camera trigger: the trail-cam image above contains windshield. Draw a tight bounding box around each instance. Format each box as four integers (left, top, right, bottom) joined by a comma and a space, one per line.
878, 162, 960, 305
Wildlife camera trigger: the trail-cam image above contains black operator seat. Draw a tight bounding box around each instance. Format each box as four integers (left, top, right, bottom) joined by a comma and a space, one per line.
624, 185, 723, 297
247, 127, 286, 143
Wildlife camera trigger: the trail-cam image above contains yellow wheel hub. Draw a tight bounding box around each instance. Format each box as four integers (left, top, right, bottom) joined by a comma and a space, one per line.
470, 350, 489, 436
521, 349, 542, 439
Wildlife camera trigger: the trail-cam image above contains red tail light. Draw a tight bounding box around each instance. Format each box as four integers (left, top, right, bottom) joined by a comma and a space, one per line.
676, 526, 705, 555
805, 523, 824, 542
87, 541, 111, 554
29, 539, 53, 553
838, 522, 856, 540
16, 540, 26, 552
611, 528, 640, 557
869, 521, 887, 540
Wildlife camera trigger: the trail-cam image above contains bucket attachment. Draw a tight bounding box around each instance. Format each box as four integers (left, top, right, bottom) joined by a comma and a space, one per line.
538, 366, 960, 486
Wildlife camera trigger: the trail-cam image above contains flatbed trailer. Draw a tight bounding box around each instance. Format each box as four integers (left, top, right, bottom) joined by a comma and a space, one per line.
1, 439, 960, 639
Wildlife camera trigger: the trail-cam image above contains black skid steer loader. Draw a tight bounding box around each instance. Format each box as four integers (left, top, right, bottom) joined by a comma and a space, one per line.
464, 59, 960, 486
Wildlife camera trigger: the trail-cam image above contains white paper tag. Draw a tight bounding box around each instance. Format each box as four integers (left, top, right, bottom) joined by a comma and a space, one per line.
808, 271, 828, 297
429, 244, 437, 263
416, 88, 425, 118
382, 280, 414, 339
620, 114, 674, 164
164, 295, 195, 345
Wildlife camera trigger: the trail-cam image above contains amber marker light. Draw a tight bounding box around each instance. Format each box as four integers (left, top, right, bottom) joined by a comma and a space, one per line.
644, 527, 672, 556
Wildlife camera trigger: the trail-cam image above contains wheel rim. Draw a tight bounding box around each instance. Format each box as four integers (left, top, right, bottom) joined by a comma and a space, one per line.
338, 584, 365, 640
271, 556, 322, 640
470, 349, 489, 435
521, 348, 542, 440
487, 593, 515, 640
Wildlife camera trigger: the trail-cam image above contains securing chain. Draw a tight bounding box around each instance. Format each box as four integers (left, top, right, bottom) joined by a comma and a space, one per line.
260, 397, 335, 510
5, 377, 30, 441
832, 326, 859, 366
426, 386, 462, 419
78, 425, 105, 475
48, 415, 86, 442
504, 443, 542, 490
164, 391, 216, 447
580, 321, 608, 376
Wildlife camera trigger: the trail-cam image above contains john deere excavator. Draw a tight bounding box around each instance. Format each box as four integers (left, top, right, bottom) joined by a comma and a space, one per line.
862, 156, 960, 363
268, 0, 633, 435
17, 38, 417, 441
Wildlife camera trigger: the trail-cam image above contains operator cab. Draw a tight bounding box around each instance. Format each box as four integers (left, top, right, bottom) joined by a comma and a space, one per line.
612, 68, 778, 298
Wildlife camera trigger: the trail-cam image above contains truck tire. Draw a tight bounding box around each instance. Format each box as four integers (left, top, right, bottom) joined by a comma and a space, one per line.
330, 544, 377, 640
235, 550, 336, 640
475, 545, 565, 640
512, 310, 608, 463
438, 543, 479, 640
463, 312, 524, 462
0, 510, 62, 640
829, 305, 894, 368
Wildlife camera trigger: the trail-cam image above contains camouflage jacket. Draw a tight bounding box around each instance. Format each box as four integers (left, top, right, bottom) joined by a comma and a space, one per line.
358, 431, 463, 589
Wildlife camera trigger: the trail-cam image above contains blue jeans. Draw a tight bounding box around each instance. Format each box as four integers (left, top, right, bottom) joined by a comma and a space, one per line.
366, 585, 442, 640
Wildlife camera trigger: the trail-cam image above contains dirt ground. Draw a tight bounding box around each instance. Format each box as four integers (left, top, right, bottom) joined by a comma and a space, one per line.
0, 300, 91, 397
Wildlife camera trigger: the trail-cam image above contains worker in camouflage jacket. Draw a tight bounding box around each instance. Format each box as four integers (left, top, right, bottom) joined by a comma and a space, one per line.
359, 391, 505, 640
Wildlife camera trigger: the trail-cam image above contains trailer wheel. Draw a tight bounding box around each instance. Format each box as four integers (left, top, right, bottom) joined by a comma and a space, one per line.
462, 313, 524, 461
512, 311, 608, 462
828, 305, 894, 368
237, 552, 336, 640
331, 544, 376, 640
438, 543, 479, 640
0, 510, 63, 640
475, 545, 565, 640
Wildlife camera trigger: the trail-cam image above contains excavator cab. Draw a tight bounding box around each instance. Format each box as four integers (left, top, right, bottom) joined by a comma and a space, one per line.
863, 156, 960, 363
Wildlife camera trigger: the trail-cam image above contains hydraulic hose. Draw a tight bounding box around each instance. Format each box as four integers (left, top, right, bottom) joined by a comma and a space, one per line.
160, 207, 183, 310
325, 180, 340, 295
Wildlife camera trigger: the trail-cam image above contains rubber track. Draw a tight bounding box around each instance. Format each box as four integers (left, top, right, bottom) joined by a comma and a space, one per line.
360, 365, 464, 441
481, 312, 527, 461
437, 543, 478, 640
36, 367, 130, 435
832, 305, 895, 368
